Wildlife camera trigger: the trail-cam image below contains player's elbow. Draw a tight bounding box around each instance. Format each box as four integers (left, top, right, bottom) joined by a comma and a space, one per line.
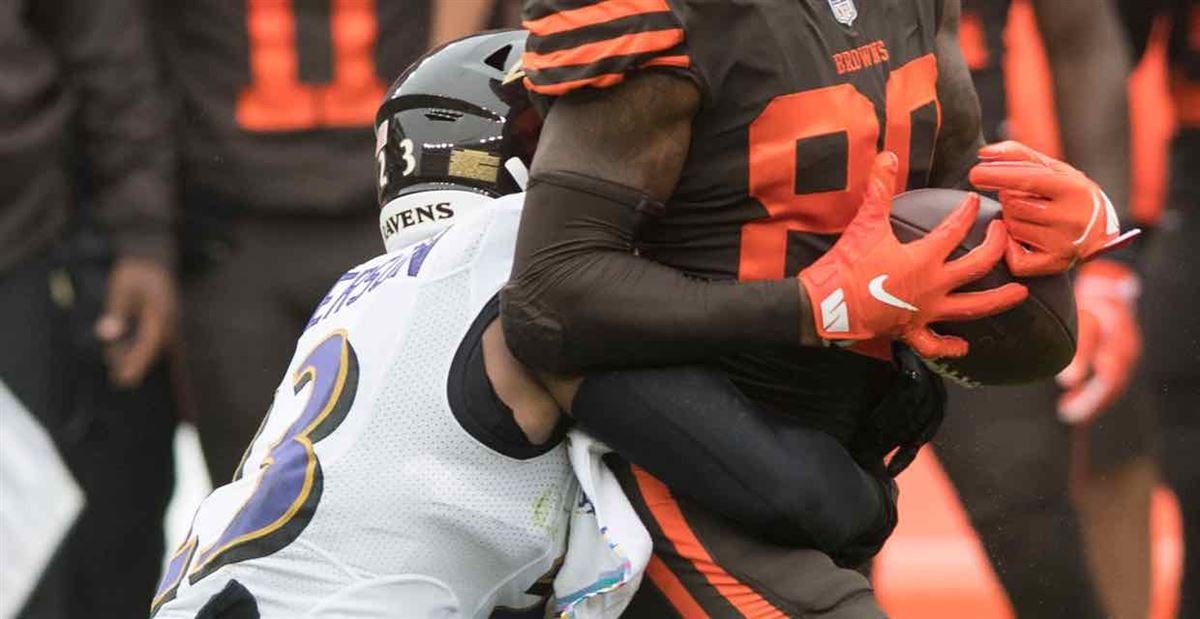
498, 277, 573, 373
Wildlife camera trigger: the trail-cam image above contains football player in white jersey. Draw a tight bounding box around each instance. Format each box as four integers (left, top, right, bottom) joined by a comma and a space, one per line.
152, 30, 902, 619
152, 31, 571, 619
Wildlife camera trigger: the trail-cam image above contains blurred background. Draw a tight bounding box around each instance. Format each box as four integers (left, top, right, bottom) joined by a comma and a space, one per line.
0, 0, 1194, 617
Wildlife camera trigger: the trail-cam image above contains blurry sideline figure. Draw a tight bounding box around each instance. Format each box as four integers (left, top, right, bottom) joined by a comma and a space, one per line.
148, 0, 494, 483
934, 1, 1154, 617
1119, 1, 1200, 616
0, 0, 178, 616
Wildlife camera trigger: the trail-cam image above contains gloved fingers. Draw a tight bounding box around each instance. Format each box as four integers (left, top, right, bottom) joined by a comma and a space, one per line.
904, 327, 970, 359
934, 283, 1028, 321
855, 152, 900, 223
1056, 372, 1113, 424
978, 141, 1074, 173
978, 140, 1050, 164
1057, 349, 1130, 425
1000, 218, 1059, 252
969, 161, 1064, 196
943, 219, 1010, 284
1005, 238, 1072, 277
1057, 308, 1100, 388
998, 194, 1073, 227
920, 191, 981, 259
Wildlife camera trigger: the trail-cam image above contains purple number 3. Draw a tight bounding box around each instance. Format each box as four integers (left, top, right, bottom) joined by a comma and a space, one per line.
190, 330, 359, 582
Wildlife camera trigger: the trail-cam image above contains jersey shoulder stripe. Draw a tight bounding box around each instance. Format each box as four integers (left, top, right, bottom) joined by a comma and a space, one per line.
522, 0, 693, 96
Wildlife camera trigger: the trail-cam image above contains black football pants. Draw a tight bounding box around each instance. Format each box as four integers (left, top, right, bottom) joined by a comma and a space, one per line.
0, 244, 175, 619
934, 382, 1112, 619
1142, 129, 1200, 619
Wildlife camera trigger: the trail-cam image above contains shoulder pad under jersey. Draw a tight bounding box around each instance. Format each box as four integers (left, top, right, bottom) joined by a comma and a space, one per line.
521, 0, 699, 97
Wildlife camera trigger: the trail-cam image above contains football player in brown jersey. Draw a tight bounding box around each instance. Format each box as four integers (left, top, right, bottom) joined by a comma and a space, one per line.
500, 0, 1133, 615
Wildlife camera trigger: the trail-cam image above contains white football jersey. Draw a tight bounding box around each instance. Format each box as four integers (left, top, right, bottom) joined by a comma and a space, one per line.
153, 194, 577, 618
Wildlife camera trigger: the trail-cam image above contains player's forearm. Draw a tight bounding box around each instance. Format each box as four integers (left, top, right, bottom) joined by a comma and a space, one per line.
567, 366, 891, 551
1036, 0, 1133, 215
500, 172, 814, 374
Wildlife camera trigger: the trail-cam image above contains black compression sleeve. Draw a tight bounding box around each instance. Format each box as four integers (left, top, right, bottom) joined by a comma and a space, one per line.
570, 366, 892, 552
500, 171, 804, 373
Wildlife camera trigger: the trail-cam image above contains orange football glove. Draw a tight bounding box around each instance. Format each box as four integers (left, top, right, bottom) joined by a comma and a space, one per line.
1056, 260, 1142, 424
968, 141, 1140, 277
799, 152, 1029, 359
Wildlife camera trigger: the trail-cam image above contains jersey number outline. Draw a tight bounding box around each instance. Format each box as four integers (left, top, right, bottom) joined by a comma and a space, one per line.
238, 0, 386, 131
739, 54, 941, 280
188, 331, 360, 583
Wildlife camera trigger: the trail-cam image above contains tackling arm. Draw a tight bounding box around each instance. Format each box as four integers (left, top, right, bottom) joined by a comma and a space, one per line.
541, 368, 895, 559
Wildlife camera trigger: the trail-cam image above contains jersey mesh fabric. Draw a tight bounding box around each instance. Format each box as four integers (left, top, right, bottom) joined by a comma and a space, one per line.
312, 270, 575, 616
160, 206, 575, 617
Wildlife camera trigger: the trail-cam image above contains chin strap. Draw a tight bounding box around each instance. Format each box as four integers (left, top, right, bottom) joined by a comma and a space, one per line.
505, 157, 529, 191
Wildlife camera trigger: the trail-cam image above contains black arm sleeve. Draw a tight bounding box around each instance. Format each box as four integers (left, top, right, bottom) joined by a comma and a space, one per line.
569, 365, 893, 553
500, 171, 805, 373
47, 0, 177, 264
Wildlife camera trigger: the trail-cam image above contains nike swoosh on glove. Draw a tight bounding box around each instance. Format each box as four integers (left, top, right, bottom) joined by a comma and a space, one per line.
968, 141, 1141, 276
1056, 259, 1142, 424
799, 152, 1029, 359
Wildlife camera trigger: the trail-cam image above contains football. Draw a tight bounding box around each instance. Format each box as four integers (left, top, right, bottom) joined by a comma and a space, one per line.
889, 189, 1077, 386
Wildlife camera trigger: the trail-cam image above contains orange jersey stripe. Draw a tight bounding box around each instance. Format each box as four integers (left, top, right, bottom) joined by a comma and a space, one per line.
958, 10, 990, 71
524, 0, 673, 36
642, 54, 690, 69
524, 28, 683, 71
524, 55, 689, 96
632, 467, 788, 619
647, 555, 710, 617
1173, 75, 1200, 127
1129, 15, 1175, 225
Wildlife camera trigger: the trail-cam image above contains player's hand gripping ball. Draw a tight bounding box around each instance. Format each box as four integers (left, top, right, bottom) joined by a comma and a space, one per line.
800, 153, 1029, 362
969, 141, 1140, 276
888, 188, 1079, 386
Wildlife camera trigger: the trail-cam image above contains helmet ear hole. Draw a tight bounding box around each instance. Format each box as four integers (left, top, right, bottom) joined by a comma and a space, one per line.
483, 45, 513, 72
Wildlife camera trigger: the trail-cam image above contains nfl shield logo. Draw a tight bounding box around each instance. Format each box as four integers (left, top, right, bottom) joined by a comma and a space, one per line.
828, 0, 857, 26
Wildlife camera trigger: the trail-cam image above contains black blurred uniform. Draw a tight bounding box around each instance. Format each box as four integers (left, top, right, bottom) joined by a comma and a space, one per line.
0, 0, 176, 616
958, 0, 1011, 142
524, 0, 944, 614
150, 0, 433, 482
930, 3, 1155, 617
1122, 1, 1200, 615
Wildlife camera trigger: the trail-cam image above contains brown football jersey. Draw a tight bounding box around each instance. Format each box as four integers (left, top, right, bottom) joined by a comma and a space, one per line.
524, 0, 946, 437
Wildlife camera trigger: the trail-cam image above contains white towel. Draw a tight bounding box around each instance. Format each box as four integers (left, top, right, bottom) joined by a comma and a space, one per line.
553, 430, 651, 618
0, 380, 83, 619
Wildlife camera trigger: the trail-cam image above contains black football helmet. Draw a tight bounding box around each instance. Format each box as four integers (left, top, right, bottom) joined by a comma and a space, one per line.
374, 29, 539, 206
